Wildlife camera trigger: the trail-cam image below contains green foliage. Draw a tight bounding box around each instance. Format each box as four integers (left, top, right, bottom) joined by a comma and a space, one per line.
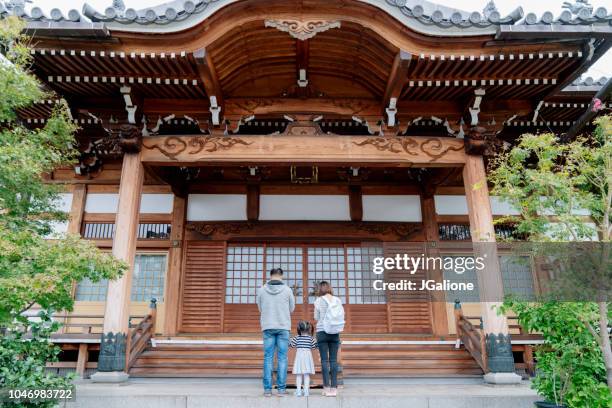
0, 228, 124, 325
1, 313, 73, 408
491, 116, 612, 407
501, 300, 611, 407
489, 115, 611, 242
0, 16, 127, 406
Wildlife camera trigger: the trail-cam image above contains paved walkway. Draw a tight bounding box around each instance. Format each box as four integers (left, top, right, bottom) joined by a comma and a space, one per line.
64, 380, 539, 408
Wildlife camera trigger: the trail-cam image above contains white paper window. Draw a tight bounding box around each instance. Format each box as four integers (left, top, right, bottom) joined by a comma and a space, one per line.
75, 253, 167, 302
75, 277, 108, 302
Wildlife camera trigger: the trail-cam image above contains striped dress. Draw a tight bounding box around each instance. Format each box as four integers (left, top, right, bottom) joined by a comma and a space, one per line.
290, 335, 317, 375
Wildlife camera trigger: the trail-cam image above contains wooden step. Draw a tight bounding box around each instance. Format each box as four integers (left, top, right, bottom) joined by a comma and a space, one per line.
129, 341, 483, 378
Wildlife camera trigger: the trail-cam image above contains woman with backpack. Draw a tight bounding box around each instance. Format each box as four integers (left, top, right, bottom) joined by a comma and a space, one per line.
314, 281, 345, 397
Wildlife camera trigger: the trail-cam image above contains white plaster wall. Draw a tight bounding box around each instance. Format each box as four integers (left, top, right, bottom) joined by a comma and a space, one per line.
362, 195, 422, 222
434, 195, 520, 216
259, 195, 350, 221
490, 196, 521, 216
43, 193, 72, 239
434, 195, 468, 215
85, 193, 119, 213
47, 221, 69, 238
85, 193, 174, 213
187, 194, 247, 221
53, 193, 73, 213
140, 194, 174, 213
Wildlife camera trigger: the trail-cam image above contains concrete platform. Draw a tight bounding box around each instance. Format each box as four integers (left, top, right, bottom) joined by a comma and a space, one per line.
65, 380, 540, 408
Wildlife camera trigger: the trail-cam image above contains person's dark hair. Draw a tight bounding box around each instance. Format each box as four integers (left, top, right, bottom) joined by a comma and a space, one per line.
318, 281, 333, 296
270, 268, 283, 277
297, 320, 313, 336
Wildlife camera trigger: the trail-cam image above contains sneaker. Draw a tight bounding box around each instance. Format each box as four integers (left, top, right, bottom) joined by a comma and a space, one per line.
263, 391, 272, 397
303, 389, 310, 397
322, 387, 330, 396
277, 390, 287, 397
326, 388, 338, 397
294, 389, 303, 397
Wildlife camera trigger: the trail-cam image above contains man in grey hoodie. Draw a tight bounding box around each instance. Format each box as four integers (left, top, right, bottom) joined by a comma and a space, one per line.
256, 267, 295, 397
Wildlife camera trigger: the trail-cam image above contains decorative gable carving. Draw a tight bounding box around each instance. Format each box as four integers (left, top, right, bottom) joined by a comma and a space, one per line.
264, 19, 341, 40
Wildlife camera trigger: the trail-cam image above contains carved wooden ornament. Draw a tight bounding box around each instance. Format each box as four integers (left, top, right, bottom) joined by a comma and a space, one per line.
264, 19, 341, 40
142, 135, 253, 160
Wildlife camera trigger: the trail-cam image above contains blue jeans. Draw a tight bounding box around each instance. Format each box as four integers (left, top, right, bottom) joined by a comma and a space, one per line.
262, 329, 289, 392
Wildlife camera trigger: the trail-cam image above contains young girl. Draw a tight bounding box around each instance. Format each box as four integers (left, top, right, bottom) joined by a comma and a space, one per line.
289, 320, 317, 397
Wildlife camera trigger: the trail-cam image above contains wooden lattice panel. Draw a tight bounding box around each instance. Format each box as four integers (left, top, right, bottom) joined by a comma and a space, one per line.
179, 241, 226, 333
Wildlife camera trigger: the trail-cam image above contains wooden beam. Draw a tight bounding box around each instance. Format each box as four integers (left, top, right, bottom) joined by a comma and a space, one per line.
224, 98, 381, 119
563, 77, 612, 141
138, 98, 529, 122
383, 50, 411, 125
296, 39, 309, 73
296, 39, 310, 97
103, 153, 144, 335
185, 221, 425, 241
141, 135, 467, 167
144, 98, 211, 115
348, 185, 363, 222
193, 48, 223, 124
163, 195, 186, 336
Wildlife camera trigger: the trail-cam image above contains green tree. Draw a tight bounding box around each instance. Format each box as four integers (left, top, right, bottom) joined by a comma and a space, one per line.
490, 115, 612, 406
0, 17, 126, 407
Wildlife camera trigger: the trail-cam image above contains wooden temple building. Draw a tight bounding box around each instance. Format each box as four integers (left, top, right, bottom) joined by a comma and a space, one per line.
6, 0, 612, 382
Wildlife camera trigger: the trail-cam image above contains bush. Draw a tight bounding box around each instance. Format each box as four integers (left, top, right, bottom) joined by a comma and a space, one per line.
501, 300, 611, 407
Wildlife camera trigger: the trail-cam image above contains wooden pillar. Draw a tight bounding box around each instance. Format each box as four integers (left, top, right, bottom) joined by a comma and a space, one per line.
163, 195, 186, 336
75, 343, 89, 378
420, 193, 449, 337
66, 184, 87, 331
103, 153, 144, 335
463, 155, 517, 379
93, 153, 143, 381
348, 185, 363, 222
462, 155, 507, 335
246, 184, 260, 221
67, 184, 86, 235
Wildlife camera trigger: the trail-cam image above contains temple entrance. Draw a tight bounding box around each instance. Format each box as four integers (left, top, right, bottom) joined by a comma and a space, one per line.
179, 240, 434, 335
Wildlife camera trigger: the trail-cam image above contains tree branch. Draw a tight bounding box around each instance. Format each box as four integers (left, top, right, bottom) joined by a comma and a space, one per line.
579, 314, 604, 349
16, 301, 36, 316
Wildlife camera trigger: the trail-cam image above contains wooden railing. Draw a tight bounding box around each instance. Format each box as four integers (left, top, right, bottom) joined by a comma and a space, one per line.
462, 313, 540, 377
454, 300, 488, 372
42, 314, 147, 335
125, 299, 157, 371
464, 315, 525, 336
53, 314, 104, 334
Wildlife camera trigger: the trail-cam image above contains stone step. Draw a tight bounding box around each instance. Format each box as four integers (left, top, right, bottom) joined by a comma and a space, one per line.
64, 382, 539, 408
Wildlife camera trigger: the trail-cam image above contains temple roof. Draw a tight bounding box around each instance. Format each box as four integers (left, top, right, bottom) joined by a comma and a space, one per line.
2, 0, 611, 36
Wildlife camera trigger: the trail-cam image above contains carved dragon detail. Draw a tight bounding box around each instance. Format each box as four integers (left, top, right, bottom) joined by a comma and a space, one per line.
352, 137, 464, 161
142, 136, 253, 160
